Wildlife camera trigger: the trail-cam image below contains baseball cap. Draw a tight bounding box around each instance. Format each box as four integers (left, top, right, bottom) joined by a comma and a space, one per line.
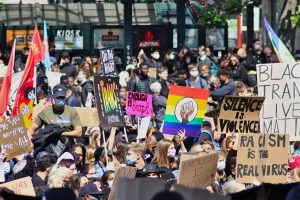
79, 183, 103, 197
52, 84, 67, 98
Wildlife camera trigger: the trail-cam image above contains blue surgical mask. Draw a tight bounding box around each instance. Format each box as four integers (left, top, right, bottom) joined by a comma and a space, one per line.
55, 98, 66, 107
92, 57, 98, 63
170, 54, 175, 60
126, 155, 135, 166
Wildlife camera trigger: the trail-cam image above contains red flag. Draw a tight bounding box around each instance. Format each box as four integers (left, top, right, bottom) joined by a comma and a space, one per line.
0, 40, 16, 121
11, 47, 35, 128
32, 25, 45, 64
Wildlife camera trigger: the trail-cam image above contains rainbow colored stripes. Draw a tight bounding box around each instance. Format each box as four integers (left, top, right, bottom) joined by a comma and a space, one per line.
264, 17, 295, 63
162, 85, 209, 137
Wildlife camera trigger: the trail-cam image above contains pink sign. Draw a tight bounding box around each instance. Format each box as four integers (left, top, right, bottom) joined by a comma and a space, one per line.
126, 91, 152, 117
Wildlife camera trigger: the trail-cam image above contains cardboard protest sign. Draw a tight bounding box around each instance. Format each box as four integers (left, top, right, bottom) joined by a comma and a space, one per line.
163, 85, 209, 137
257, 63, 300, 141
94, 76, 125, 128
236, 133, 289, 183
178, 152, 218, 188
108, 166, 137, 200
148, 67, 157, 79
218, 96, 265, 134
74, 107, 99, 127
0, 176, 35, 196
175, 185, 230, 200
126, 91, 153, 117
0, 115, 31, 160
137, 116, 151, 139
118, 178, 166, 200
100, 48, 117, 76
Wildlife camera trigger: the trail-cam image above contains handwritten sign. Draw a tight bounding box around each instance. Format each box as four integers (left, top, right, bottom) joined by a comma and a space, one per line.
178, 152, 218, 188
257, 63, 300, 141
75, 107, 100, 127
0, 176, 35, 196
100, 48, 117, 76
236, 134, 289, 183
218, 96, 265, 134
0, 115, 31, 160
94, 76, 125, 128
126, 91, 153, 117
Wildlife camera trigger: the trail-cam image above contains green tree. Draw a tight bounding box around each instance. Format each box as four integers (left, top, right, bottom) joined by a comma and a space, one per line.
291, 6, 300, 26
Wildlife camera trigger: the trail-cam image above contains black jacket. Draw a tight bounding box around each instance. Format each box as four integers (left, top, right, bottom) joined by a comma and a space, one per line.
60, 62, 78, 78
245, 50, 267, 71
32, 124, 68, 158
127, 75, 155, 94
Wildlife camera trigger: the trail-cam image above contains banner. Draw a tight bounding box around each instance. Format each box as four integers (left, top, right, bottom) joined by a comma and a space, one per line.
162, 85, 209, 137
94, 76, 125, 128
236, 134, 289, 184
42, 20, 51, 72
126, 91, 152, 117
75, 107, 100, 127
0, 176, 35, 196
257, 63, 300, 141
54, 29, 83, 50
178, 152, 218, 188
218, 96, 265, 134
99, 48, 117, 76
0, 115, 31, 160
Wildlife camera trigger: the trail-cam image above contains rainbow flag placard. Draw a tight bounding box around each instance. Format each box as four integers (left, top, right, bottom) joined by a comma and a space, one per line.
162, 85, 210, 137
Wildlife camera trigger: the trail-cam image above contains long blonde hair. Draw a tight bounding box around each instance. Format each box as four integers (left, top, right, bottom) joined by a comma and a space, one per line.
47, 166, 70, 188
89, 130, 101, 150
152, 139, 173, 168
85, 147, 95, 164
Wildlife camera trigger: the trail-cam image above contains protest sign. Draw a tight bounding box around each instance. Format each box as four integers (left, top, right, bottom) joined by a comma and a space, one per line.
108, 166, 137, 200
148, 67, 157, 79
74, 107, 99, 127
0, 176, 35, 196
54, 29, 83, 50
0, 115, 31, 160
126, 91, 152, 117
137, 116, 151, 139
257, 63, 300, 141
94, 76, 125, 128
163, 85, 209, 137
178, 152, 218, 188
99, 48, 117, 76
236, 133, 289, 183
118, 178, 166, 200
218, 96, 265, 134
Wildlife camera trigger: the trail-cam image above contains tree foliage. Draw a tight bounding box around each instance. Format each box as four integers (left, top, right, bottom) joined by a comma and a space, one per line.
291, 6, 300, 26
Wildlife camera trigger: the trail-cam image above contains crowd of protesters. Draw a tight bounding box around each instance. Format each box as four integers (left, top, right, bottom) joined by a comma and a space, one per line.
1, 39, 300, 200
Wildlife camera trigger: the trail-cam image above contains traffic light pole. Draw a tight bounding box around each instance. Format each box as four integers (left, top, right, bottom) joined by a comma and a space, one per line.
176, 0, 186, 49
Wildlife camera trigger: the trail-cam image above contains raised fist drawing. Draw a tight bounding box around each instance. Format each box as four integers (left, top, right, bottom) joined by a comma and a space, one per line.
180, 101, 194, 123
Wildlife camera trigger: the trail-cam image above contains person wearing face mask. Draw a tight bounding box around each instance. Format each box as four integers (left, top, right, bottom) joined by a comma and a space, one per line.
151, 139, 176, 180
210, 69, 235, 105
14, 47, 29, 73
236, 48, 249, 85
245, 39, 267, 87
28, 84, 82, 138
197, 45, 212, 69
77, 69, 94, 107
163, 49, 179, 75
186, 64, 208, 89
126, 143, 145, 174
59, 52, 78, 78
146, 48, 163, 71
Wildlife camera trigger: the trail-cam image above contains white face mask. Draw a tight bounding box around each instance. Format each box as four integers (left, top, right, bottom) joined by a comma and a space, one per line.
190, 71, 199, 78
77, 74, 86, 83
170, 54, 175, 60
217, 161, 226, 171
167, 148, 176, 158
108, 181, 113, 188
153, 53, 160, 60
